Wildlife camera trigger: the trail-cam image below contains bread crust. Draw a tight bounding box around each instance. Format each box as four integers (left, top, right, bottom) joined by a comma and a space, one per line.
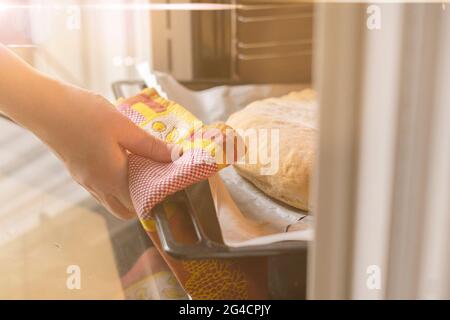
226, 89, 317, 211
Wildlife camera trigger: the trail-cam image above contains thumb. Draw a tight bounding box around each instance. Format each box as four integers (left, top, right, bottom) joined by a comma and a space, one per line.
119, 119, 181, 162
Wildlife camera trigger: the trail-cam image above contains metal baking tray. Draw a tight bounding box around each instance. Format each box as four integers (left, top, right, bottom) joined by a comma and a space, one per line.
112, 79, 308, 260
153, 179, 307, 259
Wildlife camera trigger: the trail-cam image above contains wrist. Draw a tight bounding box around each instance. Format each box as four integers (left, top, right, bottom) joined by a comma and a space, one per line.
22, 77, 71, 139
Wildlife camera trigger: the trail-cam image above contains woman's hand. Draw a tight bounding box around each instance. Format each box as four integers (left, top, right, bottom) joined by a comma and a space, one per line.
44, 89, 178, 220
0, 44, 178, 219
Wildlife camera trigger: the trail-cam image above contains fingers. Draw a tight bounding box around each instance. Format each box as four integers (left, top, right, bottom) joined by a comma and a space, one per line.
118, 118, 181, 162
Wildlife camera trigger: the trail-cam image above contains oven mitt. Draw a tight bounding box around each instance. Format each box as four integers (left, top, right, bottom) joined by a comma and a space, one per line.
117, 88, 237, 221
116, 88, 268, 300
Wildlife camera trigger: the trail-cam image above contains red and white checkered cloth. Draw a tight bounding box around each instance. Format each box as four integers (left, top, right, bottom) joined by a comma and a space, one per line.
118, 104, 219, 219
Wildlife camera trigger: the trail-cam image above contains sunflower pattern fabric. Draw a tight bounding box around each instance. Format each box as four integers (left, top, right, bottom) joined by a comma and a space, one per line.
117, 89, 268, 300
118, 88, 220, 217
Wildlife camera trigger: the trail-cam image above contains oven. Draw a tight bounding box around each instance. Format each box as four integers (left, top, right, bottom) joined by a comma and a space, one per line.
0, 0, 315, 300
110, 1, 315, 300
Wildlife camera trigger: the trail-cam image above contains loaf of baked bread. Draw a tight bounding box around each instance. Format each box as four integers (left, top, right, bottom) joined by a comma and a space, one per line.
226, 89, 317, 211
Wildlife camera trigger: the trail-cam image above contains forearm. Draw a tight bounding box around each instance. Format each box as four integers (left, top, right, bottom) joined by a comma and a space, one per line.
0, 44, 102, 147
0, 44, 57, 116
